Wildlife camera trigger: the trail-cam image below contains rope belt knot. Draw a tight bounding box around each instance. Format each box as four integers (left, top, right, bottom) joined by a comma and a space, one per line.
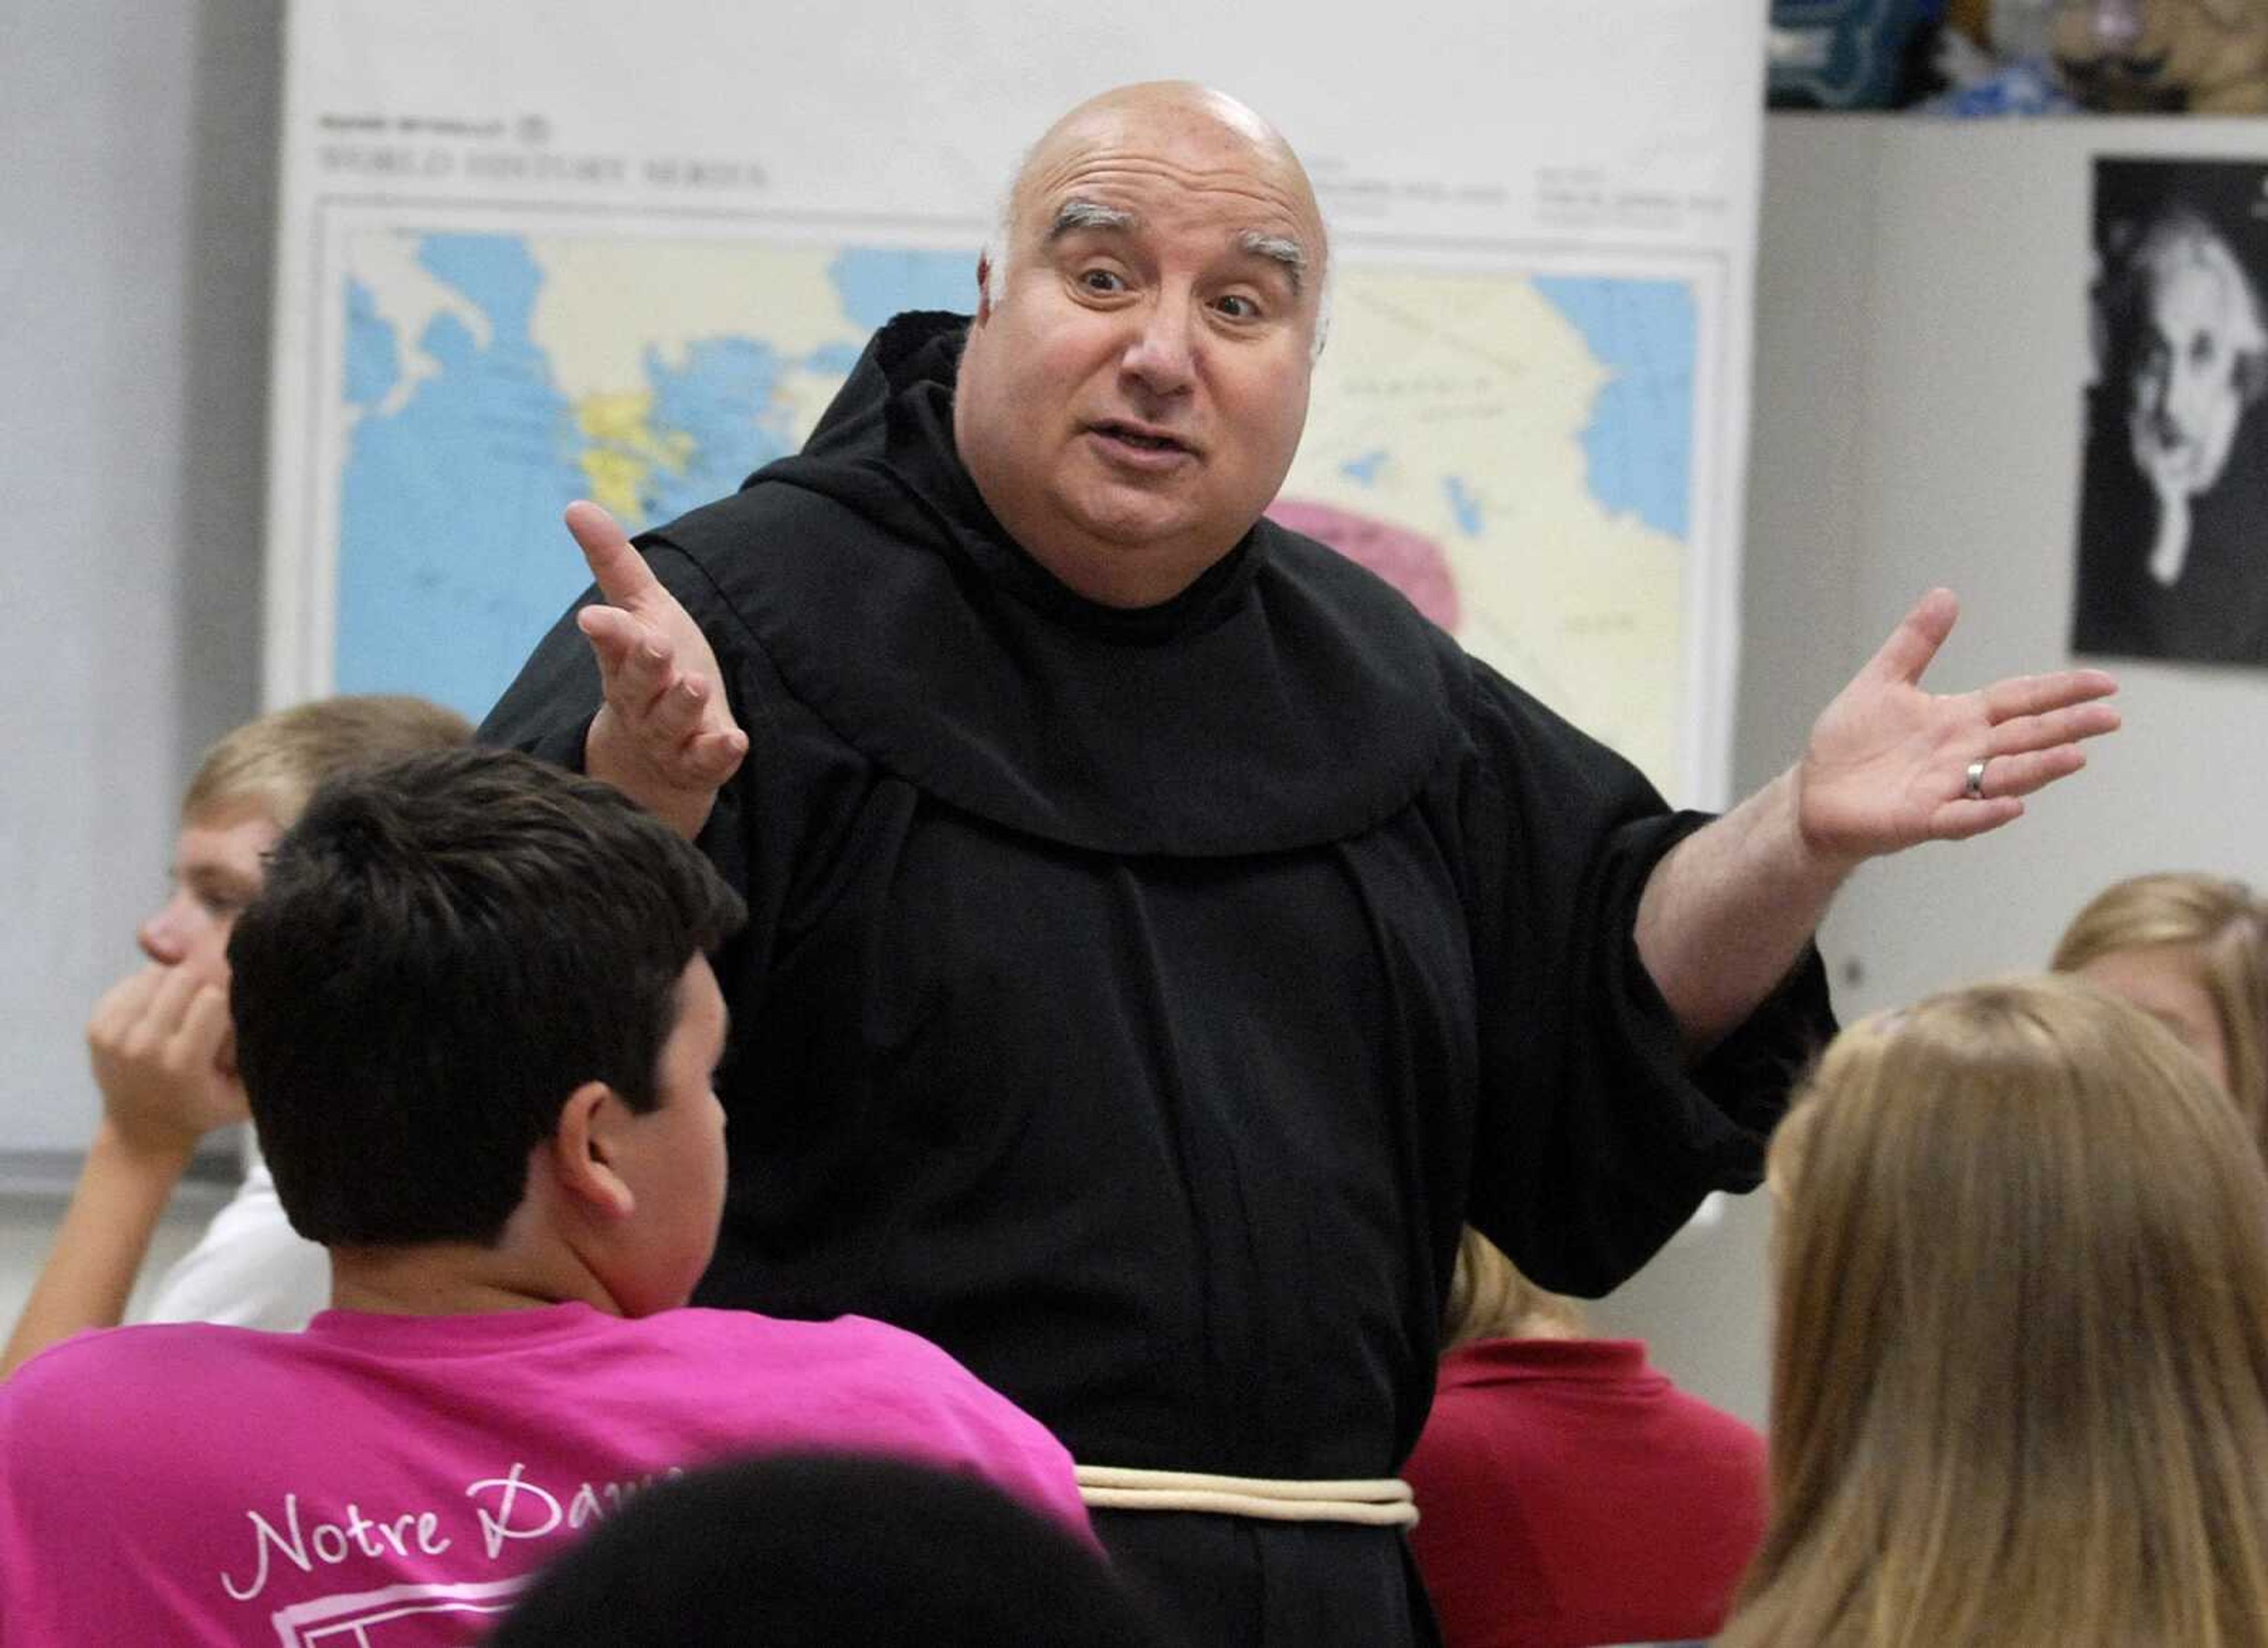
1074, 1465, 1418, 1528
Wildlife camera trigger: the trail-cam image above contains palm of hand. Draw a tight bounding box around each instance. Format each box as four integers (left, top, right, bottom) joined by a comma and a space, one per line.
1798, 675, 1995, 865
1794, 590, 2119, 870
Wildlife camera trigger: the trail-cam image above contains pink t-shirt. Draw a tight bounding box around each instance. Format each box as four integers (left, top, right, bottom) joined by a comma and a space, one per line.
0, 1303, 1089, 1646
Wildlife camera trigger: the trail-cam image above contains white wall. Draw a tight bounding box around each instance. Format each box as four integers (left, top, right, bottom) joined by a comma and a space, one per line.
1, 0, 280, 1161
0, 0, 281, 1314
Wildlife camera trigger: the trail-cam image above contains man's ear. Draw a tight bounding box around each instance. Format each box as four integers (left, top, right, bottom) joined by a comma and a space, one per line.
974, 252, 995, 324
547, 1079, 636, 1222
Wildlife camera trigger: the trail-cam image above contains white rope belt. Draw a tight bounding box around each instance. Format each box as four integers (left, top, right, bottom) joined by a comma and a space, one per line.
1075, 1464, 1418, 1528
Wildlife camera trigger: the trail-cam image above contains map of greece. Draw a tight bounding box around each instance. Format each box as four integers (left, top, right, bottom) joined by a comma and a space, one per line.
327, 228, 1696, 788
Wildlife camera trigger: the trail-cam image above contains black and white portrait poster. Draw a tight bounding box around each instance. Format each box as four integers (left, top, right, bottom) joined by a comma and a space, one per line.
2075, 157, 2268, 668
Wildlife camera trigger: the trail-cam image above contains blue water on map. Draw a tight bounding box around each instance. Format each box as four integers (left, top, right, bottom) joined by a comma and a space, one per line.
645, 336, 789, 520
806, 340, 865, 375
1445, 476, 1484, 537
333, 234, 986, 723
343, 279, 397, 410
1531, 276, 1694, 541
1341, 449, 1387, 487
335, 236, 585, 721
829, 247, 980, 329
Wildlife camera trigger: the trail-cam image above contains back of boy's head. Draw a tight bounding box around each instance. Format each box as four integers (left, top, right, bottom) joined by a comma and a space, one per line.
183, 694, 472, 830
487, 1453, 1171, 1648
228, 746, 746, 1249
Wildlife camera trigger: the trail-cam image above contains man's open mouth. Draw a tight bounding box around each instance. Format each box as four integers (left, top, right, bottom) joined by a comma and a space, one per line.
1093, 420, 1194, 455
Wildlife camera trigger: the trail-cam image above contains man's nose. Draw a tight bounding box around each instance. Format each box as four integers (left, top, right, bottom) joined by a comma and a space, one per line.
1120, 298, 1196, 397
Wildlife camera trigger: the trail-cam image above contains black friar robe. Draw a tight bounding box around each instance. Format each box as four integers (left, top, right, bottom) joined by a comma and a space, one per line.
482, 311, 1833, 1647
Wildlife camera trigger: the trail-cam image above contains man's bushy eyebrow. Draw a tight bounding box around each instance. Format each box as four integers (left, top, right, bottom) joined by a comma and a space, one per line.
1045, 199, 1309, 297
1048, 197, 1136, 240
1239, 230, 1307, 295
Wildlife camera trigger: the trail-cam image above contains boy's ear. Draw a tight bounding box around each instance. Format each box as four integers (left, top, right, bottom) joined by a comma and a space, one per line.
547, 1079, 636, 1221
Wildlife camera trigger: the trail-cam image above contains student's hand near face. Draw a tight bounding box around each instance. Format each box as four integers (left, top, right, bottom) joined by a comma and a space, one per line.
566, 501, 749, 840
6, 962, 252, 1376
85, 962, 247, 1165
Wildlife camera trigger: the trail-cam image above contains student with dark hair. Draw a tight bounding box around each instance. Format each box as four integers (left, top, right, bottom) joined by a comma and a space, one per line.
0, 748, 1087, 1647
490, 1452, 1169, 1648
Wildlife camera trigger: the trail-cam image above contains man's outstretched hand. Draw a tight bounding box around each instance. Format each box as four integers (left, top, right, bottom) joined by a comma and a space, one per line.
1635, 589, 2122, 1050
1795, 588, 2121, 872
568, 500, 748, 838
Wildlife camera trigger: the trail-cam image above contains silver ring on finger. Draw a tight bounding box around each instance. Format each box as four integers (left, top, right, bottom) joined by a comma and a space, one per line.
1963, 758, 1989, 802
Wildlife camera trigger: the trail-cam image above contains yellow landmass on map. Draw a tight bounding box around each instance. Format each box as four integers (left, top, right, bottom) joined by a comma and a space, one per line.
532, 241, 858, 402
574, 392, 696, 520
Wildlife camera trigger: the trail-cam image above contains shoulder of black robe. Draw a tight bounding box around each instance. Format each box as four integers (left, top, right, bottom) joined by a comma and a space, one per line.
630, 310, 1466, 858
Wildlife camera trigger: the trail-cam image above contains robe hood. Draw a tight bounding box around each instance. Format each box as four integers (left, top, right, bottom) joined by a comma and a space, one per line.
648, 310, 1465, 857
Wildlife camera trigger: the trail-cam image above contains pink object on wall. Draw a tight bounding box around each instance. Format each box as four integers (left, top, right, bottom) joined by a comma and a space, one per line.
1266, 498, 1462, 634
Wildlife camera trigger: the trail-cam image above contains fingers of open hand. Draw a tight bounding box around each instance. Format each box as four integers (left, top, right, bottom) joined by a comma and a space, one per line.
1967, 743, 2087, 806
1931, 795, 2028, 841
1865, 589, 1959, 686
578, 603, 660, 687
642, 673, 716, 746
578, 601, 728, 735
683, 726, 750, 787
1980, 668, 2119, 725
590, 631, 731, 755
1982, 701, 2122, 767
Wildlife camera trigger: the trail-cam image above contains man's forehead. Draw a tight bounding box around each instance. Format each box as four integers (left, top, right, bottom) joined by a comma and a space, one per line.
1025, 153, 1311, 226
1011, 90, 1322, 250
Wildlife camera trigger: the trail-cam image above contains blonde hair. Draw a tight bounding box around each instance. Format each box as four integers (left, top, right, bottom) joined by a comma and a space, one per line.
1441, 1226, 1585, 1351
1723, 977, 2268, 1648
181, 695, 472, 830
2051, 872, 2268, 1155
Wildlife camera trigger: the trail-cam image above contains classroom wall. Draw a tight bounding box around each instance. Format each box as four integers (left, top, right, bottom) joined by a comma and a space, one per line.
2, 0, 279, 1156
0, 0, 280, 1324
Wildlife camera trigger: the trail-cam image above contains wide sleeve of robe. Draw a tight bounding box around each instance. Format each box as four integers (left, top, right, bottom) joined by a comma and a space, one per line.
1453, 657, 1836, 1297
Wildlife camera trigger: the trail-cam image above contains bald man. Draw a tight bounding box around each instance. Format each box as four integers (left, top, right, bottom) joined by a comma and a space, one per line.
485, 83, 2117, 1646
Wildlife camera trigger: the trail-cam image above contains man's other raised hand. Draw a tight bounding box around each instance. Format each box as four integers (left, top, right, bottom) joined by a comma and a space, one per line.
568, 501, 748, 838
